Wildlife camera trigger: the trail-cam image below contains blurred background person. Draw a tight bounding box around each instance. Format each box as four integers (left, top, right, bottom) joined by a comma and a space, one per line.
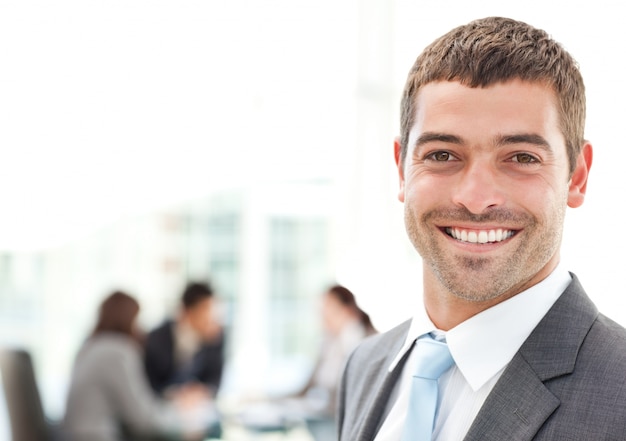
239, 284, 376, 440
63, 291, 215, 441
298, 284, 377, 412
143, 281, 224, 439
295, 284, 377, 439
144, 281, 224, 398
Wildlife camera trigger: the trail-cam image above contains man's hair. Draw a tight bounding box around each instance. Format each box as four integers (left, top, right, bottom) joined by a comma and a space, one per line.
399, 16, 585, 175
181, 281, 214, 310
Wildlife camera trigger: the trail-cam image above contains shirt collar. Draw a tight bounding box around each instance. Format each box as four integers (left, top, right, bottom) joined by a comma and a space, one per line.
388, 263, 571, 391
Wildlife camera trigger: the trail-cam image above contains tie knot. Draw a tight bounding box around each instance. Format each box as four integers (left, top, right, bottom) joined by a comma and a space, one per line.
412, 337, 454, 380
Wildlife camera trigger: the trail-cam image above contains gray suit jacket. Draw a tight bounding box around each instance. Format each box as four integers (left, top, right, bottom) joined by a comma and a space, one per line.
337, 274, 626, 440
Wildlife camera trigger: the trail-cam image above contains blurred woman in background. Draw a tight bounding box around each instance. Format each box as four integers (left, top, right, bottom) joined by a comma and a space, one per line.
63, 291, 215, 441
236, 284, 376, 440
291, 284, 378, 440
302, 284, 377, 412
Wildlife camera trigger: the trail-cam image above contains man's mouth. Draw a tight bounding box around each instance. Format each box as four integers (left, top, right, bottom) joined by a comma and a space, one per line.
445, 227, 516, 244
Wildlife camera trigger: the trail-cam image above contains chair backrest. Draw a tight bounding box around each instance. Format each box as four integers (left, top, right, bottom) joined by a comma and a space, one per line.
0, 348, 50, 441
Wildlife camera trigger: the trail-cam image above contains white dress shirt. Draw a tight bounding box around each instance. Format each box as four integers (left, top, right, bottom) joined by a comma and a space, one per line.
374, 263, 572, 441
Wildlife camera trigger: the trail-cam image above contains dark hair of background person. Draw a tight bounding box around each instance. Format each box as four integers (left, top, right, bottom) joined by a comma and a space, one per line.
327, 284, 377, 335
181, 281, 214, 310
92, 291, 141, 342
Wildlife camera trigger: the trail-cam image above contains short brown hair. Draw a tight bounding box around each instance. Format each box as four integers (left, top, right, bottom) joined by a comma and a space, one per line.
181, 281, 214, 310
399, 16, 586, 175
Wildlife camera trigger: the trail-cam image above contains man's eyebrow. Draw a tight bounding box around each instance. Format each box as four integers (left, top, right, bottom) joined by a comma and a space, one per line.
413, 132, 553, 151
414, 132, 463, 147
496, 133, 552, 151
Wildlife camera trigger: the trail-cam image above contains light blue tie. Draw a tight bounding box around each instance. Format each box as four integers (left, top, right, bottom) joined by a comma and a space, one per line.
401, 336, 454, 441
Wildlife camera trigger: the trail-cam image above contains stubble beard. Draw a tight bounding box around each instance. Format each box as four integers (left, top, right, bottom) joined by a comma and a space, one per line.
404, 204, 565, 303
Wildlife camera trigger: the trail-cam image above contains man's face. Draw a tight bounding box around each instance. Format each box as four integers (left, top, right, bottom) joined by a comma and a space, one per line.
396, 79, 589, 303
184, 297, 215, 339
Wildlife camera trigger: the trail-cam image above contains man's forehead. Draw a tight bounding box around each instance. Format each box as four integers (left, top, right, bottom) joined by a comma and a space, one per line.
407, 80, 565, 152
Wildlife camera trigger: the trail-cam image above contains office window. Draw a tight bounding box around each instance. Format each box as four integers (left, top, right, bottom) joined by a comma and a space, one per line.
268, 217, 330, 359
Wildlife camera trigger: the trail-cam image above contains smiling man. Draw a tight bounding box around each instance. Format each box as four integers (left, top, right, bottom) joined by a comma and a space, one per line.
337, 17, 626, 441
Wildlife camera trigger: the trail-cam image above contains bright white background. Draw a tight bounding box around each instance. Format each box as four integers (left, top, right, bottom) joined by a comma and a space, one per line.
1, 2, 626, 438
1, 0, 625, 364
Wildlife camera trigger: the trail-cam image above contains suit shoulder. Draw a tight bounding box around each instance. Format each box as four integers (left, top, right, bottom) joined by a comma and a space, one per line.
349, 319, 410, 363
585, 312, 626, 362
77, 334, 140, 366
146, 320, 174, 339
594, 312, 626, 337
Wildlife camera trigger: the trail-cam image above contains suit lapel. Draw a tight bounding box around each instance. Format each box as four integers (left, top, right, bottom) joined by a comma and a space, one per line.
463, 354, 559, 441
464, 274, 598, 441
356, 342, 415, 441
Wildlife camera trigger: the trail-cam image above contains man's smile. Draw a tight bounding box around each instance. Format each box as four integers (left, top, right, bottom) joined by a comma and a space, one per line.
444, 227, 517, 244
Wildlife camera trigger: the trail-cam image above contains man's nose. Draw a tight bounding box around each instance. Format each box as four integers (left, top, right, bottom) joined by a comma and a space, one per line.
451, 163, 506, 215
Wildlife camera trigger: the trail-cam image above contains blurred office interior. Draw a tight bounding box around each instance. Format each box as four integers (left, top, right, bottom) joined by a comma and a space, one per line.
2, 1, 626, 439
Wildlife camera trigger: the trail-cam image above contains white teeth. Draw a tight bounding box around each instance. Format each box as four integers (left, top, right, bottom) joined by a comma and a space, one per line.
478, 231, 488, 243
446, 228, 514, 244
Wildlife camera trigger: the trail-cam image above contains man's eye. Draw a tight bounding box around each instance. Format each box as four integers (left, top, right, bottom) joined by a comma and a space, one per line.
428, 151, 452, 161
512, 153, 538, 164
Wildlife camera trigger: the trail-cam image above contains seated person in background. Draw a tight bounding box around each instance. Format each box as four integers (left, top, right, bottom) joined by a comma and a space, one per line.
297, 284, 377, 416
144, 281, 225, 400
63, 291, 215, 441
247, 284, 376, 440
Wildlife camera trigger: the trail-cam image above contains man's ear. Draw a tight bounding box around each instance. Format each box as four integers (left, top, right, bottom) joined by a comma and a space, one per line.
394, 137, 405, 202
567, 142, 593, 208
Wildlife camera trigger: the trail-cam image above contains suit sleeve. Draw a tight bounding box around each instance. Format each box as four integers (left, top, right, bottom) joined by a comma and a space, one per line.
144, 324, 174, 395
336, 347, 355, 441
195, 331, 226, 395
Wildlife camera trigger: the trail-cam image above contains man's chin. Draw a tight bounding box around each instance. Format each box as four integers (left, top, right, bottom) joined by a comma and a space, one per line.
434, 269, 512, 303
